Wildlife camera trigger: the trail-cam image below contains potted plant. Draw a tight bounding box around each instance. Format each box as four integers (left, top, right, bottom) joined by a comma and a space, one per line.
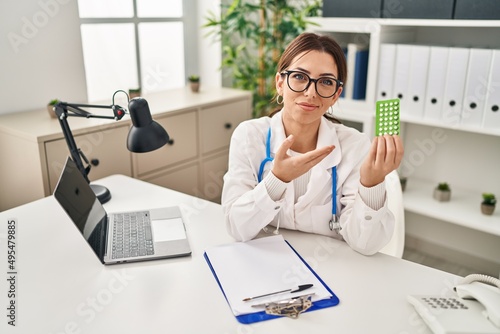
47, 99, 59, 119
188, 75, 200, 93
481, 193, 496, 215
399, 176, 408, 192
433, 182, 451, 202
128, 88, 141, 99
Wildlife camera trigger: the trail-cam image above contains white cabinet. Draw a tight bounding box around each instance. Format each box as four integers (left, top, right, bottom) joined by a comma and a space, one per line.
143, 163, 199, 198
201, 152, 229, 203
199, 99, 250, 154
0, 87, 252, 211
309, 17, 500, 275
45, 125, 132, 193
133, 110, 198, 176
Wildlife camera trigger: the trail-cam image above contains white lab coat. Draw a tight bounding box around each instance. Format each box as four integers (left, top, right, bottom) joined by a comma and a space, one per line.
221, 111, 395, 255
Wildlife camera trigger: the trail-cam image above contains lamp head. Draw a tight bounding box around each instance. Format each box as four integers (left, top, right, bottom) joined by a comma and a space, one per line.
127, 97, 170, 153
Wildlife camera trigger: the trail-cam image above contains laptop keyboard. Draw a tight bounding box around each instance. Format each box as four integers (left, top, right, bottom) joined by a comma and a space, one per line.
111, 211, 154, 259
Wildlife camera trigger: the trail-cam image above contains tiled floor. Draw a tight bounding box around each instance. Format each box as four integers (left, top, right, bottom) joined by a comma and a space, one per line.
402, 248, 477, 277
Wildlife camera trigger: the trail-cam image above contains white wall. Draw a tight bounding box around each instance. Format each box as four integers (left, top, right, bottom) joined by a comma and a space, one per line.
402, 123, 500, 275
197, 0, 222, 88
0, 0, 87, 115
401, 124, 500, 195
0, 0, 222, 116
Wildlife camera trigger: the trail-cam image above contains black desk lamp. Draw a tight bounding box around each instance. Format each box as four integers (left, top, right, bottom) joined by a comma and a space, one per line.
54, 91, 169, 204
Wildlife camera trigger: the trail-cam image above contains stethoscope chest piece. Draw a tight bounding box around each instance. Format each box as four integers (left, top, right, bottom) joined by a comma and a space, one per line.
329, 215, 341, 233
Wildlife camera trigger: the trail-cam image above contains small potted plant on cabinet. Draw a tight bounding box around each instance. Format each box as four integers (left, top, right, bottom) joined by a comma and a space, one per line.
47, 99, 59, 119
399, 176, 408, 192
481, 193, 496, 215
433, 182, 451, 202
188, 75, 200, 93
128, 88, 141, 99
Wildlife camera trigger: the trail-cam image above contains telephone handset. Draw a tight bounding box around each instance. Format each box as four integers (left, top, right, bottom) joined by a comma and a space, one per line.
408, 274, 500, 334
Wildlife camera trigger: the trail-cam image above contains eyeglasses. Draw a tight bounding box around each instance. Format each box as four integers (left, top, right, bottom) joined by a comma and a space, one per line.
281, 70, 343, 98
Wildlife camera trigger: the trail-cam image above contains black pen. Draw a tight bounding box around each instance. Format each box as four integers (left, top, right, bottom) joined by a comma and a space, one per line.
242, 284, 313, 301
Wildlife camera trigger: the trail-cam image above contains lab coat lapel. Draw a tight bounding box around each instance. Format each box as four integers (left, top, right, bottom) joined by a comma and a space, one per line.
296, 117, 342, 208
317, 117, 342, 169
269, 112, 287, 154
269, 112, 295, 228
257, 112, 286, 182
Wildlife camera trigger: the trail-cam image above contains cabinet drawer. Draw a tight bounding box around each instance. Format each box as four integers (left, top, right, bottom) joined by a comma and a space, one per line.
133, 111, 197, 176
143, 163, 199, 197
45, 125, 132, 193
200, 152, 228, 203
200, 100, 249, 154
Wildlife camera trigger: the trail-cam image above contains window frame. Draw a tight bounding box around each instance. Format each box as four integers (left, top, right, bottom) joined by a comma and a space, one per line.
78, 0, 198, 98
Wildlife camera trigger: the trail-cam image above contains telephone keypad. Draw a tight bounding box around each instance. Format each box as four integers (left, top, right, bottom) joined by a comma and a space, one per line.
421, 297, 468, 310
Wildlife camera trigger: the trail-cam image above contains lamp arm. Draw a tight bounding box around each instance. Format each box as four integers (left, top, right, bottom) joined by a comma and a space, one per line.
54, 105, 91, 182
61, 102, 127, 120
53, 102, 127, 183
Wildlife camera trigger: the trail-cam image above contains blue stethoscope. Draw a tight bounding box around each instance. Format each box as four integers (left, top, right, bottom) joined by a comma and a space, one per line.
257, 128, 341, 233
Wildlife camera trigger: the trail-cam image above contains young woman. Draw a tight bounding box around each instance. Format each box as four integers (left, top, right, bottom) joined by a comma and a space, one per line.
221, 32, 404, 255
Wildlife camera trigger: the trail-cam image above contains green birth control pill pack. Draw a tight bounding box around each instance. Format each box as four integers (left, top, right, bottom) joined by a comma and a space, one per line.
376, 98, 400, 136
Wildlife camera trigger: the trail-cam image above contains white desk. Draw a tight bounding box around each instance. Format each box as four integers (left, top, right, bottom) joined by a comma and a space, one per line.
0, 175, 461, 334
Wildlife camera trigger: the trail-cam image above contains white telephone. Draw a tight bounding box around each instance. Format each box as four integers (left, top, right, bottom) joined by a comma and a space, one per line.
408, 274, 500, 334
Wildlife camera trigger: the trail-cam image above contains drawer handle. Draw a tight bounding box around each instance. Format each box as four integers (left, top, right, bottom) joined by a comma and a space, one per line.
167, 138, 175, 145
90, 159, 100, 167
224, 122, 232, 129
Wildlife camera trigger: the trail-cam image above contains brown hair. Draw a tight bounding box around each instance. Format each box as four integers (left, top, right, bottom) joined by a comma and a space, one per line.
270, 32, 346, 123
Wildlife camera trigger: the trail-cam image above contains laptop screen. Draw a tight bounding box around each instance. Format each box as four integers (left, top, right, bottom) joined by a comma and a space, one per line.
53, 157, 108, 262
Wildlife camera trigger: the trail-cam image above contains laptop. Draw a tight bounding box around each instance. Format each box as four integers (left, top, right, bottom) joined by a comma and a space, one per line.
53, 156, 191, 264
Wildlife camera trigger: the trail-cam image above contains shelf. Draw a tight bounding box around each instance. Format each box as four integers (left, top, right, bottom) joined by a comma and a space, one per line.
375, 18, 500, 28
310, 17, 500, 29
401, 116, 500, 137
309, 17, 381, 33
330, 102, 500, 138
308, 16, 500, 139
403, 178, 500, 236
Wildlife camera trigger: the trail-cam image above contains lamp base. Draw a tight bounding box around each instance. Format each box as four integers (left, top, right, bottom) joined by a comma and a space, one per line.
90, 184, 111, 204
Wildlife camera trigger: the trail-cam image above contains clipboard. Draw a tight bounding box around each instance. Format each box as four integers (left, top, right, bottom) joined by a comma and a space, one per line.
204, 235, 340, 324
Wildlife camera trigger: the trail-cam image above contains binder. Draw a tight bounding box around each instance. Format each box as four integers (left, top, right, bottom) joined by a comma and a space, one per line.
383, 0, 454, 19
340, 46, 348, 98
376, 43, 397, 100
482, 49, 500, 129
405, 45, 430, 118
391, 44, 412, 117
461, 48, 493, 127
352, 48, 369, 100
454, 0, 500, 20
423, 46, 449, 121
345, 43, 367, 99
204, 235, 339, 324
441, 47, 470, 125
324, 0, 383, 18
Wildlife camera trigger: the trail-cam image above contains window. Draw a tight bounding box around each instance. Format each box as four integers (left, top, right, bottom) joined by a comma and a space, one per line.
78, 0, 194, 102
